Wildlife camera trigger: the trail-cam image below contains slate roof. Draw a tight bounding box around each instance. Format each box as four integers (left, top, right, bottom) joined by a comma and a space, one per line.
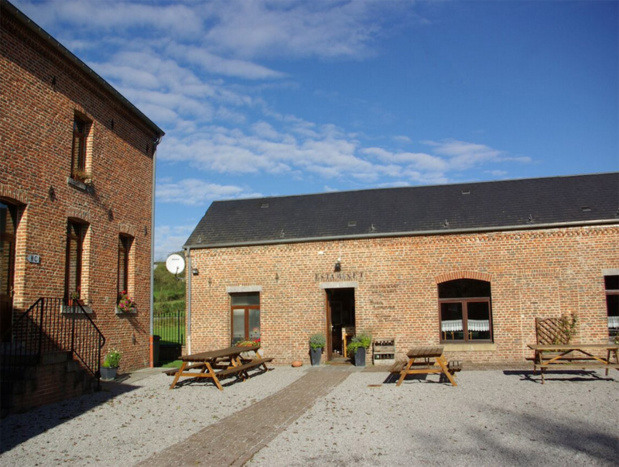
185, 173, 619, 249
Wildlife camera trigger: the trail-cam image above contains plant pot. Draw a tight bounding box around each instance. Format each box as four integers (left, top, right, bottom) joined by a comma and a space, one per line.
310, 348, 322, 366
354, 347, 366, 367
100, 366, 118, 381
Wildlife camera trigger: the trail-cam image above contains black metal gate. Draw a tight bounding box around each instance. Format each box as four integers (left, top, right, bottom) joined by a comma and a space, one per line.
153, 309, 185, 364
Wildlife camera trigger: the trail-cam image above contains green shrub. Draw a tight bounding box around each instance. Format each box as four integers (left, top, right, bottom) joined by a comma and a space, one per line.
309, 333, 326, 349
346, 332, 372, 355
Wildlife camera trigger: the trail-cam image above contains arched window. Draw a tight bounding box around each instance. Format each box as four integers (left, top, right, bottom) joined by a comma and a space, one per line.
438, 279, 492, 342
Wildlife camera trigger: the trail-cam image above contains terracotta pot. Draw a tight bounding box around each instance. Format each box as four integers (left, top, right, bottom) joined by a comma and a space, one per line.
291, 360, 303, 367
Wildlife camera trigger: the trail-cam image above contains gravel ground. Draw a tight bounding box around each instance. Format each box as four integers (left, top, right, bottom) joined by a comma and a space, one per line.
0, 367, 305, 466
249, 368, 619, 466
1, 366, 618, 466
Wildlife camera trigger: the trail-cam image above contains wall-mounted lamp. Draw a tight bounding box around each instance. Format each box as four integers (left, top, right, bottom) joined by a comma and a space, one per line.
334, 259, 342, 272
192, 268, 199, 276
48, 186, 56, 201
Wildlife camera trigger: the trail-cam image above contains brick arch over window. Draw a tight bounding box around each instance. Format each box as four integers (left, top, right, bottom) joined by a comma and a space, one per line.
0, 185, 30, 205
434, 271, 492, 284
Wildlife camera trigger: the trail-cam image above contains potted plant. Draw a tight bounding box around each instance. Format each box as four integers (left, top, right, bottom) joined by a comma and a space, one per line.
101, 348, 121, 381
309, 333, 326, 366
117, 290, 136, 313
68, 288, 82, 306
72, 167, 92, 184
347, 332, 372, 367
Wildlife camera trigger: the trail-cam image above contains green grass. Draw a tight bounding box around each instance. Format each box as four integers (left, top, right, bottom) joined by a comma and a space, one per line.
161, 360, 182, 368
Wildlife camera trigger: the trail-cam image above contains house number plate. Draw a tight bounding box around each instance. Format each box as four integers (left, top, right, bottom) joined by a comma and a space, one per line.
27, 254, 41, 264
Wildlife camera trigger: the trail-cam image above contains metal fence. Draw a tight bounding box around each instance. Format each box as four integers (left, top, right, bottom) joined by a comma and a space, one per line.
153, 309, 185, 345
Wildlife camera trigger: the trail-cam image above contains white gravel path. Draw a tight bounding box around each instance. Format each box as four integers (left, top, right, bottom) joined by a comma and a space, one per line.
1, 366, 618, 466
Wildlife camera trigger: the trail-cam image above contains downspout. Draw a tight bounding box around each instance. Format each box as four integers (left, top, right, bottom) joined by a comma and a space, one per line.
149, 136, 161, 367
185, 246, 192, 355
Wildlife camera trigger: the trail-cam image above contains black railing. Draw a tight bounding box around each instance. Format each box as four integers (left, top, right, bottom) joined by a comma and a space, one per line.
0, 298, 105, 382
153, 309, 185, 345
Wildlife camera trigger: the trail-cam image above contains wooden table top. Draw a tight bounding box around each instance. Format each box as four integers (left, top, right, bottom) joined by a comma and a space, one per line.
180, 344, 260, 362
407, 346, 444, 358
528, 343, 618, 351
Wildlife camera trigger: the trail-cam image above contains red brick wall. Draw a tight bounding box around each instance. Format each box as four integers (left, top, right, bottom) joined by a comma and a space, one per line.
1, 8, 159, 371
187, 225, 618, 365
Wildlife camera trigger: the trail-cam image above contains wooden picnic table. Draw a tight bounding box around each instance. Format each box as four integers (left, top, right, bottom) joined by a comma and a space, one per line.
392, 346, 459, 387
528, 343, 619, 384
168, 344, 273, 390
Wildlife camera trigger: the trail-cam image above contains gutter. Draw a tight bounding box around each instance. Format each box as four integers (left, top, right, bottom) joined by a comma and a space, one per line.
184, 219, 619, 250
184, 247, 192, 355
149, 138, 162, 367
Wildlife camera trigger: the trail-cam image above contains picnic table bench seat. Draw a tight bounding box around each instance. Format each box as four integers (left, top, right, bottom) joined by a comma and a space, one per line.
217, 357, 274, 378
164, 362, 205, 376
392, 345, 459, 386
168, 345, 272, 390
528, 343, 619, 383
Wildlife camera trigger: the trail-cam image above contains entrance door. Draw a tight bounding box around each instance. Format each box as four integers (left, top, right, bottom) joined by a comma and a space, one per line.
0, 202, 17, 342
325, 288, 355, 360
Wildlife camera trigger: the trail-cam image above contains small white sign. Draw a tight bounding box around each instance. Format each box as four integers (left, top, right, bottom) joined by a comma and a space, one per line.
27, 254, 41, 264
165, 254, 185, 275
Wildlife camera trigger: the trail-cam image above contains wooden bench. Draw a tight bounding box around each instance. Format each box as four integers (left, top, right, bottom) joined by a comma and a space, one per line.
528, 344, 619, 383
217, 357, 274, 380
394, 346, 458, 386
391, 358, 462, 375
164, 362, 205, 376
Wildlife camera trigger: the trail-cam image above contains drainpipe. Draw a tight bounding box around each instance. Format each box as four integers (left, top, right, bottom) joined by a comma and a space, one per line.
185, 246, 192, 355
149, 137, 161, 367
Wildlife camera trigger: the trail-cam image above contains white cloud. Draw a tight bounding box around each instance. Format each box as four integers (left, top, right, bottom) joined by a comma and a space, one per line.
168, 44, 286, 80
156, 179, 258, 205
155, 224, 195, 261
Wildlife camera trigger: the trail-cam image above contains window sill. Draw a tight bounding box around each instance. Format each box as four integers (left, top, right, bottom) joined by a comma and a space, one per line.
61, 305, 92, 314
443, 343, 496, 352
67, 176, 93, 193
116, 306, 137, 316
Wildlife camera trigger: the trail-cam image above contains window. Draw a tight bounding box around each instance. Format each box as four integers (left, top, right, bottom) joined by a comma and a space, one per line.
230, 292, 260, 344
65, 221, 87, 302
117, 235, 132, 297
439, 279, 492, 342
71, 116, 90, 181
605, 275, 619, 339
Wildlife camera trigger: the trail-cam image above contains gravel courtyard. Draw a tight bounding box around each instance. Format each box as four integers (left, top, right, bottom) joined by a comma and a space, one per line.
1, 365, 617, 466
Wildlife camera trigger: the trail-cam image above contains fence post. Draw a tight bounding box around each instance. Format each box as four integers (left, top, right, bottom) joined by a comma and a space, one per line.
177, 309, 181, 344
37, 298, 44, 357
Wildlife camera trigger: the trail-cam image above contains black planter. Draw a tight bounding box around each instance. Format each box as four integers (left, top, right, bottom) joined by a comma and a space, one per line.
310, 348, 322, 366
354, 347, 366, 367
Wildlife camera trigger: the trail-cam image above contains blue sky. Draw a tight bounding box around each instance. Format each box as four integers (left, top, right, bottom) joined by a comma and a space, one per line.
17, 0, 618, 260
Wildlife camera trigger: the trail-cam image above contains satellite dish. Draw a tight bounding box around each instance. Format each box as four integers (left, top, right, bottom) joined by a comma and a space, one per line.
165, 254, 185, 275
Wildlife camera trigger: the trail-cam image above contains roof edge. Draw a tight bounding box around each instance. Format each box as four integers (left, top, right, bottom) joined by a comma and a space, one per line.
184, 218, 619, 250
2, 0, 165, 138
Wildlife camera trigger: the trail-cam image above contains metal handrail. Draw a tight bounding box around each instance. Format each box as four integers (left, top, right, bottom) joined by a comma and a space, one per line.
0, 297, 105, 384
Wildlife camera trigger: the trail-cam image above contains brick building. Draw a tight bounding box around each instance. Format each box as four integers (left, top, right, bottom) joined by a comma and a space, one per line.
184, 173, 619, 365
1, 0, 164, 393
